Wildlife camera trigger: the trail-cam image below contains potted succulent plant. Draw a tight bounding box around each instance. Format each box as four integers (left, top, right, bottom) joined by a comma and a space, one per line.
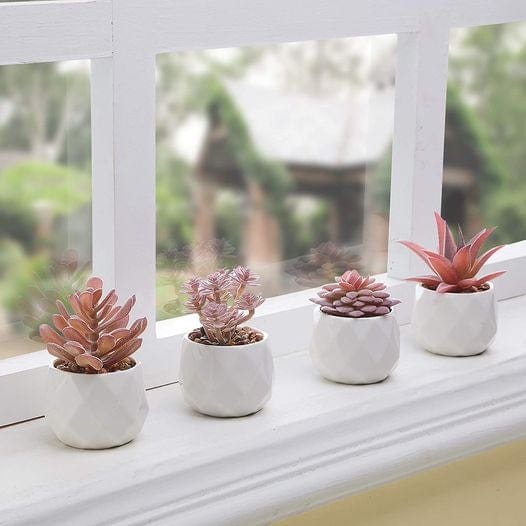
40, 277, 148, 449
400, 212, 505, 356
180, 266, 272, 417
310, 270, 401, 384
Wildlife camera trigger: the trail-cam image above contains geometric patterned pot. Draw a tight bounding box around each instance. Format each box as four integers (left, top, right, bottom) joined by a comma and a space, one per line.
180, 331, 273, 417
411, 283, 497, 357
46, 362, 148, 449
310, 308, 400, 384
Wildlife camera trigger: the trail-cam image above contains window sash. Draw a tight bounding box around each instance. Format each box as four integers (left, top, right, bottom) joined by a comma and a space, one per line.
1, 0, 526, 426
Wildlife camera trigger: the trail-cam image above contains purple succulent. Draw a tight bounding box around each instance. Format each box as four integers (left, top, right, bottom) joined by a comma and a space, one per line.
230, 266, 261, 287
234, 292, 265, 311
183, 266, 265, 345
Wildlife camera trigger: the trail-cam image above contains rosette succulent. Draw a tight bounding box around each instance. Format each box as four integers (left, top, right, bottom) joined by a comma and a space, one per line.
310, 270, 400, 318
399, 212, 505, 293
40, 277, 147, 373
184, 266, 265, 345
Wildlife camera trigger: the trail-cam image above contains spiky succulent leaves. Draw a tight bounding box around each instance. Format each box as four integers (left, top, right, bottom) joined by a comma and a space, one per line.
183, 266, 265, 345
399, 212, 505, 293
39, 276, 148, 373
310, 270, 401, 318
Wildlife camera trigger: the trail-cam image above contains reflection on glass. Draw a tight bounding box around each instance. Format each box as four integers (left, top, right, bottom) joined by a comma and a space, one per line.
0, 61, 92, 359
156, 36, 397, 320
445, 22, 526, 242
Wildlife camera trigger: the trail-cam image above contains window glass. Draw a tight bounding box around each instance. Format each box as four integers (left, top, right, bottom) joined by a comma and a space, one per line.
0, 61, 92, 359
156, 36, 396, 320
445, 22, 526, 242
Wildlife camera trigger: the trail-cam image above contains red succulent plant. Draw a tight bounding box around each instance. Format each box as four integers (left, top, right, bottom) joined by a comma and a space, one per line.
399, 212, 505, 293
40, 277, 147, 373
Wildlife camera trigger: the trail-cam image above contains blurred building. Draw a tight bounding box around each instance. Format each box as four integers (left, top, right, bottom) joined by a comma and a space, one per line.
175, 79, 495, 280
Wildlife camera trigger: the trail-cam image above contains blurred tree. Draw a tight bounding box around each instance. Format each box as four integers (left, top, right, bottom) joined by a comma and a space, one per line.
156, 150, 193, 255
0, 161, 90, 215
156, 48, 263, 145
0, 62, 91, 168
0, 200, 37, 251
449, 23, 526, 242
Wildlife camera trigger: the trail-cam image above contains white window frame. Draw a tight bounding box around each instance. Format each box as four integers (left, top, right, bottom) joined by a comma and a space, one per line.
1, 0, 526, 427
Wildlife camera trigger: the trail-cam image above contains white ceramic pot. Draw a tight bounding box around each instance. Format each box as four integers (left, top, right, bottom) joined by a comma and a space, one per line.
180, 331, 273, 417
412, 283, 497, 357
46, 362, 149, 449
310, 309, 400, 384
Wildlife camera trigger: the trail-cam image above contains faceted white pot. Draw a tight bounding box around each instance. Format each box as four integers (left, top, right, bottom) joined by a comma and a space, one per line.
180, 331, 273, 417
46, 362, 149, 449
310, 309, 400, 384
412, 283, 497, 357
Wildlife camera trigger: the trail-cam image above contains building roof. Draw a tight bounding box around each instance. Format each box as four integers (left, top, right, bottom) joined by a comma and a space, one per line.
225, 81, 394, 168
173, 80, 395, 169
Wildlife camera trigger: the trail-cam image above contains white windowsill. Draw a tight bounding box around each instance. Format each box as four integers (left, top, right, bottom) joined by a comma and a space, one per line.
2, 295, 526, 526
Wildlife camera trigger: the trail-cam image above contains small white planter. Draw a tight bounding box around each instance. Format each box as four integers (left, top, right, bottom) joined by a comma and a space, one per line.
180, 330, 273, 417
412, 283, 497, 357
46, 362, 149, 449
310, 309, 400, 384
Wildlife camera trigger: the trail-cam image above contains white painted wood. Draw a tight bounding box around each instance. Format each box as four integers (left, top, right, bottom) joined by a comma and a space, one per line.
0, 352, 49, 426
0, 0, 112, 66
152, 0, 420, 52
481, 240, 526, 300
2, 294, 526, 525
110, 1, 169, 388
91, 58, 116, 286
2, 0, 526, 428
388, 8, 450, 278
451, 0, 526, 28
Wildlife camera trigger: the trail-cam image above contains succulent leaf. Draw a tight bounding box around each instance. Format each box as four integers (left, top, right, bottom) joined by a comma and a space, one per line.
400, 213, 505, 293
310, 270, 400, 318
182, 266, 265, 345
40, 277, 146, 373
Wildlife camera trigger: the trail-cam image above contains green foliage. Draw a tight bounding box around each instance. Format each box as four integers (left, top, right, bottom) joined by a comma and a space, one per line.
445, 83, 507, 197
1, 251, 88, 339
0, 239, 25, 280
0, 161, 90, 215
0, 62, 91, 169
370, 84, 508, 217
156, 150, 193, 255
449, 23, 526, 239
487, 189, 526, 245
197, 75, 291, 209
215, 191, 243, 255
0, 200, 37, 250
280, 197, 331, 260
158, 272, 187, 320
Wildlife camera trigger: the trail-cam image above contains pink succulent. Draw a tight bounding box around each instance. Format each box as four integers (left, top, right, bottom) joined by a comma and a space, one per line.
198, 269, 231, 300
183, 266, 265, 345
310, 270, 400, 318
40, 277, 147, 373
234, 292, 265, 311
230, 266, 260, 287
399, 212, 505, 293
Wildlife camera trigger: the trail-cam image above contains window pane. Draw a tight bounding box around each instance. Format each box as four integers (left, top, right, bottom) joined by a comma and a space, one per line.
0, 61, 91, 359
445, 22, 526, 242
156, 36, 396, 320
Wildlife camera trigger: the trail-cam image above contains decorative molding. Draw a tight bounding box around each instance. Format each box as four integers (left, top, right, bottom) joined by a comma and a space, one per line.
0, 0, 112, 65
